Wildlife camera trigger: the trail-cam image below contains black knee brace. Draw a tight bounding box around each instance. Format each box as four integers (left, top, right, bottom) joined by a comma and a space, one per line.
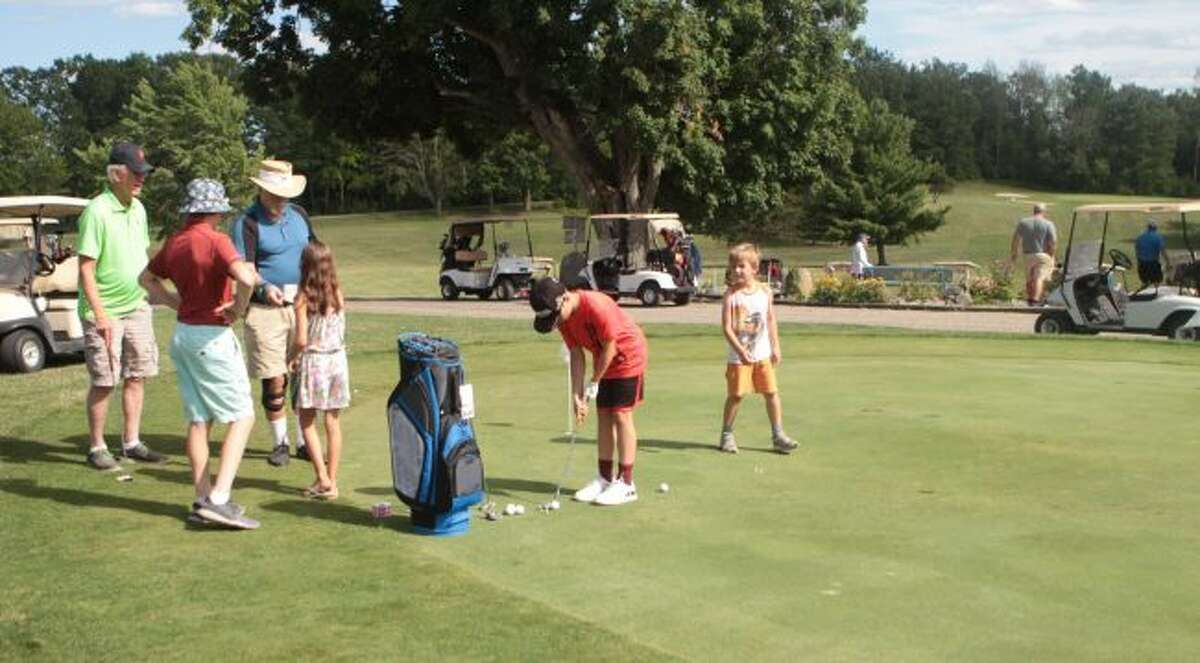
261, 376, 288, 412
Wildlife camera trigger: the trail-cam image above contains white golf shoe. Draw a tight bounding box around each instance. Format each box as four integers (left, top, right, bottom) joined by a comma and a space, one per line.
592, 479, 638, 506
573, 476, 610, 502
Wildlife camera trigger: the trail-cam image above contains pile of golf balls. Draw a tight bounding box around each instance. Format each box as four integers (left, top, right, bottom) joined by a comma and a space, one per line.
503, 503, 526, 516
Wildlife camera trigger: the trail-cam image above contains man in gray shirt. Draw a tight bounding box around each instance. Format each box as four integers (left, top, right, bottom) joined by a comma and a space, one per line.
1010, 203, 1057, 305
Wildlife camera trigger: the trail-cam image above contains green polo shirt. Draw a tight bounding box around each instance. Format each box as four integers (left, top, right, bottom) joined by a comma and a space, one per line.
76, 187, 150, 320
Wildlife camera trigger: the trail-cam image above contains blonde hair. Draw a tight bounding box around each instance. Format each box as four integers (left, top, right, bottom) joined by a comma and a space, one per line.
725, 242, 760, 288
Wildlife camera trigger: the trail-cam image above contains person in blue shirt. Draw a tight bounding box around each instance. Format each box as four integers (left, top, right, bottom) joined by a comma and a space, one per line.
1134, 221, 1170, 287
229, 159, 316, 467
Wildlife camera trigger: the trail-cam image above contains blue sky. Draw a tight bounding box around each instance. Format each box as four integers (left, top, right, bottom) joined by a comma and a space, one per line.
1, 0, 1198, 90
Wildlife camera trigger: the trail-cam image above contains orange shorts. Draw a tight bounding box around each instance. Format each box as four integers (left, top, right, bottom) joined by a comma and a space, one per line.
726, 360, 777, 398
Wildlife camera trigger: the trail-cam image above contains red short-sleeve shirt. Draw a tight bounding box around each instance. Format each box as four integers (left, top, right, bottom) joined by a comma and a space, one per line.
147, 220, 241, 326
558, 290, 648, 379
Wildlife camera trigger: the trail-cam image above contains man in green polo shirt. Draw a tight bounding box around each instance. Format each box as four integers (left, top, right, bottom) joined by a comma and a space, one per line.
77, 142, 167, 470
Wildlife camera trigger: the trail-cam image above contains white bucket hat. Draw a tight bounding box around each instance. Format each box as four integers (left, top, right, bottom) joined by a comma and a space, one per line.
179, 178, 232, 214
249, 159, 307, 199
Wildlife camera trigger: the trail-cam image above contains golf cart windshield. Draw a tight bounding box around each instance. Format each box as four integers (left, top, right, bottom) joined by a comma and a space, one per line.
0, 196, 88, 288
589, 214, 685, 270
1067, 202, 1200, 285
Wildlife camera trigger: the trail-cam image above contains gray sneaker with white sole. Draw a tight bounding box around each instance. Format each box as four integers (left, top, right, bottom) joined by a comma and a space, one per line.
194, 497, 259, 530
87, 449, 120, 470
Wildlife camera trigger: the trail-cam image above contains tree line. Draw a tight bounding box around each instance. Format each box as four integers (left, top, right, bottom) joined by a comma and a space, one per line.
853, 49, 1200, 197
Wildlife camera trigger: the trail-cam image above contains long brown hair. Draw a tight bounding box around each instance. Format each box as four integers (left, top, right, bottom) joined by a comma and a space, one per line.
300, 240, 342, 315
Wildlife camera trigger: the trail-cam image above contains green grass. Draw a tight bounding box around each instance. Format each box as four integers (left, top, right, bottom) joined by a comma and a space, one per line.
3, 313, 1200, 661
312, 181, 1182, 298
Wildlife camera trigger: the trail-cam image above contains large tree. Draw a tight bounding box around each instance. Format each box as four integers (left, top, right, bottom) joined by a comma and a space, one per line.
185, 0, 864, 231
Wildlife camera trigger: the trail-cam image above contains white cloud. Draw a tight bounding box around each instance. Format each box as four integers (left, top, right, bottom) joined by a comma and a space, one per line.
298, 28, 328, 55
862, 0, 1200, 89
115, 1, 183, 18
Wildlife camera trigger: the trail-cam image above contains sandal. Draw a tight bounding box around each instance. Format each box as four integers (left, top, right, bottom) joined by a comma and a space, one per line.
303, 484, 338, 500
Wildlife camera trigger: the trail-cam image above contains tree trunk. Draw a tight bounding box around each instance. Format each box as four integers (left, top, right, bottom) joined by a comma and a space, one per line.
435, 196, 443, 216
876, 243, 888, 266
524, 188, 532, 212
488, 191, 495, 212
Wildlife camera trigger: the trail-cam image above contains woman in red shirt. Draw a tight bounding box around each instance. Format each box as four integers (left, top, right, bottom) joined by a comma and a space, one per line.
531, 278, 647, 506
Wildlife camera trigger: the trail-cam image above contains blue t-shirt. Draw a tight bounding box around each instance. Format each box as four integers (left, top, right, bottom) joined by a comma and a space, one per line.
229, 202, 311, 287
1135, 230, 1165, 262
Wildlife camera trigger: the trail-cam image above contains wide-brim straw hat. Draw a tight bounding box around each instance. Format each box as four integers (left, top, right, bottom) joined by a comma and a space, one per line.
249, 159, 307, 199
179, 178, 232, 214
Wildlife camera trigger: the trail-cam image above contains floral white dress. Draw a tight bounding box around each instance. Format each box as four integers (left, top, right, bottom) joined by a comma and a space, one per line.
294, 309, 350, 410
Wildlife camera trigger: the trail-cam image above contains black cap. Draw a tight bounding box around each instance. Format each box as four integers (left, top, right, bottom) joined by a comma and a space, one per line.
108, 142, 153, 175
530, 277, 566, 334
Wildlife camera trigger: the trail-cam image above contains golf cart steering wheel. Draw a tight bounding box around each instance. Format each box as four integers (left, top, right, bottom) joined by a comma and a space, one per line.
34, 252, 56, 276
1108, 249, 1133, 271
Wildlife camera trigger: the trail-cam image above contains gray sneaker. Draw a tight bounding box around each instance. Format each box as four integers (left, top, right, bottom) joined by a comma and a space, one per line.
194, 497, 259, 530
120, 443, 167, 464
267, 444, 290, 467
719, 432, 739, 454
772, 432, 799, 454
86, 449, 120, 470
188, 500, 245, 524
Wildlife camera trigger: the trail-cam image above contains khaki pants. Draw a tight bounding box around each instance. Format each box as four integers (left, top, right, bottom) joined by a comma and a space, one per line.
1025, 253, 1054, 296
243, 303, 295, 379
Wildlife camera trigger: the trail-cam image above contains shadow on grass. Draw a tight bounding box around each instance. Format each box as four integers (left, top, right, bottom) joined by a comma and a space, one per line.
135, 466, 305, 498
486, 476, 556, 496
0, 436, 84, 467
258, 498, 423, 534
0, 477, 185, 521
547, 435, 711, 452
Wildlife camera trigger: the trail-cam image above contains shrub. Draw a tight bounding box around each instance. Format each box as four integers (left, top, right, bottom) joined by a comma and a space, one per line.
896, 281, 939, 303
969, 260, 1017, 303
811, 273, 844, 304
810, 273, 887, 304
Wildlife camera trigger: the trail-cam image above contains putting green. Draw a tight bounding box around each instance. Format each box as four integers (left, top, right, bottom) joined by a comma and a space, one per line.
2, 314, 1198, 661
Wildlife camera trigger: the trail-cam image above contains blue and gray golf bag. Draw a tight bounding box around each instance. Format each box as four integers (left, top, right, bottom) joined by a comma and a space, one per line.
387, 333, 484, 535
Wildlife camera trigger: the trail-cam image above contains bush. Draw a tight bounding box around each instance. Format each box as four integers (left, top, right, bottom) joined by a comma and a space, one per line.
810, 272, 887, 304
896, 281, 939, 303
969, 260, 1017, 303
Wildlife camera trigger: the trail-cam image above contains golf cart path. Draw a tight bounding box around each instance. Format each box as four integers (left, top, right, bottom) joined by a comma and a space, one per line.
347, 298, 1039, 334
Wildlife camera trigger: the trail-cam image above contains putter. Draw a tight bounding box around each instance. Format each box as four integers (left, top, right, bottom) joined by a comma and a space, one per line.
551, 422, 579, 506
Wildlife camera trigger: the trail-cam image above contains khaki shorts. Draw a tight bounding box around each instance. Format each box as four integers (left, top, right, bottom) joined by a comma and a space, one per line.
726, 360, 778, 398
243, 303, 295, 379
1025, 253, 1054, 286
82, 303, 159, 387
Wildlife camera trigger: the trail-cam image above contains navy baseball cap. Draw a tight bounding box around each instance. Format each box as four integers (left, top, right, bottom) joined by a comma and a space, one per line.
530, 277, 566, 334
108, 142, 153, 175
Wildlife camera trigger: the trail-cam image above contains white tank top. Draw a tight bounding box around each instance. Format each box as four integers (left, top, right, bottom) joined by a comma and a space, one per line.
727, 284, 772, 364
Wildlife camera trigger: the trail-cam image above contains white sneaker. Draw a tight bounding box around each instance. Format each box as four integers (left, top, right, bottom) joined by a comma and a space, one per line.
573, 476, 610, 502
592, 479, 638, 506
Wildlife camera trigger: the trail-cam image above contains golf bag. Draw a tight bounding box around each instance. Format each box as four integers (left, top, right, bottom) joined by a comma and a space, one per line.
387, 333, 484, 535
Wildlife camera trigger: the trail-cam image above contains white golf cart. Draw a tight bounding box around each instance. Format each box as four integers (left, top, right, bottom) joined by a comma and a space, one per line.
0, 196, 89, 372
565, 213, 699, 306
438, 218, 555, 300
1034, 201, 1200, 340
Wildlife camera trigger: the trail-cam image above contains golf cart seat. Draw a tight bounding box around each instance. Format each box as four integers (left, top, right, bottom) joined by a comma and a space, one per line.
31, 254, 79, 295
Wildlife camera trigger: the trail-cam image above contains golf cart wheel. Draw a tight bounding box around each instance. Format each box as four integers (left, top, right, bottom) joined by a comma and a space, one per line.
1, 329, 46, 373
439, 278, 460, 301
673, 292, 692, 306
495, 278, 516, 301
478, 288, 492, 300
637, 282, 662, 307
1163, 312, 1199, 341
1034, 311, 1074, 335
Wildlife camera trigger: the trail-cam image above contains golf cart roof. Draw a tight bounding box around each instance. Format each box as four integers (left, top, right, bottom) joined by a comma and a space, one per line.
450, 216, 529, 226
0, 196, 90, 219
1074, 201, 1200, 214
589, 213, 684, 234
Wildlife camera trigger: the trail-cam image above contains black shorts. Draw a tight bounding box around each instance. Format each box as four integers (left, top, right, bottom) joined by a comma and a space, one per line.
1138, 261, 1163, 284
596, 374, 645, 412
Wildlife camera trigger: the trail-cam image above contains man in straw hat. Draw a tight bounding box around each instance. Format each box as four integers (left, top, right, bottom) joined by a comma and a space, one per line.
1010, 202, 1057, 306
78, 141, 167, 470
229, 159, 318, 467
140, 178, 266, 528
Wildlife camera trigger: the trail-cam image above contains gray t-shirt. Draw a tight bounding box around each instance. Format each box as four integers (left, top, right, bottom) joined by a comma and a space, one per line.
1015, 216, 1057, 254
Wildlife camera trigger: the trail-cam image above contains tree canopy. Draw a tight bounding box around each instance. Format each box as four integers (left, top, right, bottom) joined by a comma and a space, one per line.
185, 0, 866, 233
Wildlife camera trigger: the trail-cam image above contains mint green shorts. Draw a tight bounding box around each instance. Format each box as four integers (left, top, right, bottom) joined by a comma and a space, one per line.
169, 324, 253, 424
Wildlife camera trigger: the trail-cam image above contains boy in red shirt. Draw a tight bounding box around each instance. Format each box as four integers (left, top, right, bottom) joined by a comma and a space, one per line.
139, 178, 265, 529
530, 278, 647, 506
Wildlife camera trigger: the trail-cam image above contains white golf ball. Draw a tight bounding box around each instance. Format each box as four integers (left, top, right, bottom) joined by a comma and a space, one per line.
514, 504, 526, 515
504, 503, 517, 516
658, 482, 670, 493
548, 500, 561, 510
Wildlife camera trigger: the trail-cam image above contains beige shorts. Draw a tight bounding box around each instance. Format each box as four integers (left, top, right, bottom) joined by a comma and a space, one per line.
243, 303, 295, 379
82, 303, 159, 387
1025, 253, 1054, 285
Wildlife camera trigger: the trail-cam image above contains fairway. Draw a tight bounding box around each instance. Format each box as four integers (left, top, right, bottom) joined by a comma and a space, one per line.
3, 315, 1199, 661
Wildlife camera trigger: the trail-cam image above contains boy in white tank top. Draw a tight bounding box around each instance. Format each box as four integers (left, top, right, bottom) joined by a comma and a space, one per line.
720, 244, 798, 454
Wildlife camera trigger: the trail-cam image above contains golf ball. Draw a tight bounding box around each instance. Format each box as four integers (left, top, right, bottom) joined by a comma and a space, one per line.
658, 482, 669, 493
548, 500, 561, 511
504, 503, 517, 516
514, 504, 526, 515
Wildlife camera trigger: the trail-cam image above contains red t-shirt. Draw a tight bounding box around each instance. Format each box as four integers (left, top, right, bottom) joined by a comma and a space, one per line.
147, 220, 240, 326
558, 290, 648, 378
